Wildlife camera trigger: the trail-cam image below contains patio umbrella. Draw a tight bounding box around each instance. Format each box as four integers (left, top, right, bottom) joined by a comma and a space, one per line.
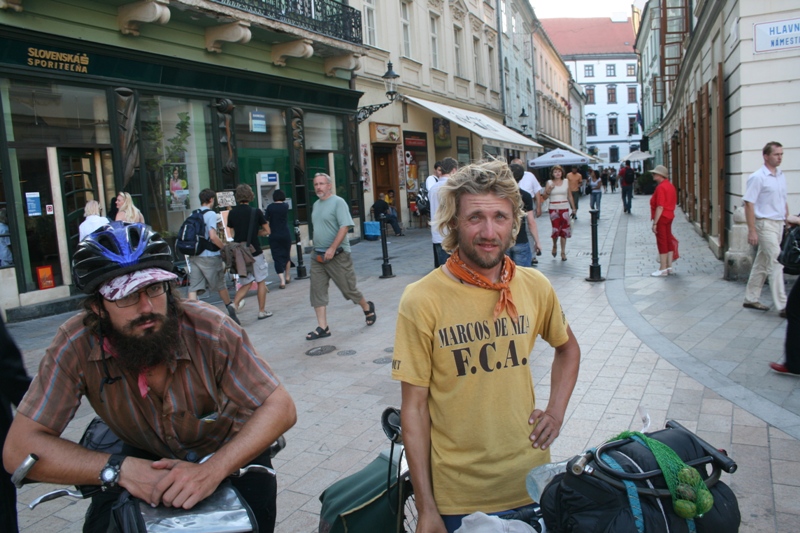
625, 150, 655, 162
528, 148, 592, 168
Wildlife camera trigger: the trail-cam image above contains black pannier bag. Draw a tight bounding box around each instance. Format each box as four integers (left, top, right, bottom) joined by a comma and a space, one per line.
541, 426, 740, 533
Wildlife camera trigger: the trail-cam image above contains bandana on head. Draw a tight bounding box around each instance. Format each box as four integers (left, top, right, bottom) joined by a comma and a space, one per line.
99, 268, 178, 301
445, 249, 519, 325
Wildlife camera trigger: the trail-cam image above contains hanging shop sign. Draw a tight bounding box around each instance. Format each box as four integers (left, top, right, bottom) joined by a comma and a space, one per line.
370, 123, 401, 143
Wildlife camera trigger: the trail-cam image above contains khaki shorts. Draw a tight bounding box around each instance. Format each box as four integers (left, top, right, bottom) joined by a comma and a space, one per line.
310, 251, 363, 308
188, 255, 227, 294
239, 253, 269, 285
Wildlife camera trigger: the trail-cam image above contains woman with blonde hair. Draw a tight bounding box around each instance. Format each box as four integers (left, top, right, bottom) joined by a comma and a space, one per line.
114, 192, 144, 223
78, 200, 109, 240
541, 165, 575, 261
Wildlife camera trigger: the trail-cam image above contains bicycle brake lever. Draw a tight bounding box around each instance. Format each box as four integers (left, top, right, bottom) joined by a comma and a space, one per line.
29, 488, 84, 509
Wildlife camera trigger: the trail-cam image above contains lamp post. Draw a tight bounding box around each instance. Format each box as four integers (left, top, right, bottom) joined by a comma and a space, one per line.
356, 62, 401, 123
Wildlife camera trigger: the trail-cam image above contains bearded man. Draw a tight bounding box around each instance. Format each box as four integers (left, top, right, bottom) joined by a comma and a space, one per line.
3, 222, 296, 533
392, 160, 581, 533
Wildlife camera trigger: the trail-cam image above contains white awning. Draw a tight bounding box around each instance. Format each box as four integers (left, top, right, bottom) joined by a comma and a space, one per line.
537, 133, 601, 163
404, 96, 543, 152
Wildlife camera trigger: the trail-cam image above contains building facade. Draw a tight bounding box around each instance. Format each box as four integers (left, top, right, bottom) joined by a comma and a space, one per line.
634, 2, 665, 170
633, 0, 799, 274
542, 16, 643, 171
0, 0, 366, 318
350, 0, 541, 229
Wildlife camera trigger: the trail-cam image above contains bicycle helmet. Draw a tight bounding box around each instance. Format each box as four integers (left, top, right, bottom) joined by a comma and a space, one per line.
72, 222, 174, 294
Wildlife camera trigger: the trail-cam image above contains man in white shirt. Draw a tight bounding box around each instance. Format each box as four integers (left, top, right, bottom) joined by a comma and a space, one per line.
425, 161, 443, 192
188, 189, 240, 325
743, 142, 788, 317
429, 157, 458, 267
512, 158, 542, 217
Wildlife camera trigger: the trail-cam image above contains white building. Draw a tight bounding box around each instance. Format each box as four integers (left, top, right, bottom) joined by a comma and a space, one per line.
542, 16, 642, 170
634, 2, 665, 169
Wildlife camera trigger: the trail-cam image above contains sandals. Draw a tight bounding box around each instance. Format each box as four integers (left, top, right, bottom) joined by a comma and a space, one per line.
306, 326, 331, 340
364, 301, 377, 326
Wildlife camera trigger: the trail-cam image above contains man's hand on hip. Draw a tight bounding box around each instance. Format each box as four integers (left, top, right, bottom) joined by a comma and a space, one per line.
324, 247, 337, 262
528, 410, 563, 451
148, 458, 226, 509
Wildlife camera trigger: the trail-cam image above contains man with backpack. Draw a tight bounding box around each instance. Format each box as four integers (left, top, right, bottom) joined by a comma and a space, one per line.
620, 161, 635, 214
184, 189, 240, 325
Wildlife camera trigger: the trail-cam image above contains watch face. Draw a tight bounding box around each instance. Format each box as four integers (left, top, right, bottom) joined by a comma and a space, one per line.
101, 467, 116, 483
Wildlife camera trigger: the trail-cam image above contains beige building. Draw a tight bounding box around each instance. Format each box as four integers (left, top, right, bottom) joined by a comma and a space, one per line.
350, 0, 541, 230
532, 20, 590, 158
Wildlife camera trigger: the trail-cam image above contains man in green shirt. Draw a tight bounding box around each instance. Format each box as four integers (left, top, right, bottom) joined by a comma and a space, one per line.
306, 173, 376, 340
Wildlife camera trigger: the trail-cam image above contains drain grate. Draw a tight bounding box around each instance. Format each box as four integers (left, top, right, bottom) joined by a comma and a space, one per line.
575, 251, 609, 257
305, 345, 337, 356
338, 350, 357, 356
373, 356, 393, 365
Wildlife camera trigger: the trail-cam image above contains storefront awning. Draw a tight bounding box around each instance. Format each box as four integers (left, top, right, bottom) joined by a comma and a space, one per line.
537, 133, 601, 163
405, 96, 543, 153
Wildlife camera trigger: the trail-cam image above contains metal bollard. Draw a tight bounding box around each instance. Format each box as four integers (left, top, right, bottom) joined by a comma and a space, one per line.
293, 219, 309, 280
585, 209, 605, 282
379, 214, 395, 279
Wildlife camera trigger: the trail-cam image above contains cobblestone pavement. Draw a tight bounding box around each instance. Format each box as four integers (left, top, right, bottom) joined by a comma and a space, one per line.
7, 188, 800, 532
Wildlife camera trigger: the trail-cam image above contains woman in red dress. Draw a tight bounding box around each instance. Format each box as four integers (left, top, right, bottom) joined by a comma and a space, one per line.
541, 165, 575, 261
650, 165, 678, 276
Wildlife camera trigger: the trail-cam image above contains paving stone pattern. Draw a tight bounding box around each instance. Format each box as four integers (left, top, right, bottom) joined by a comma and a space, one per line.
7, 188, 800, 532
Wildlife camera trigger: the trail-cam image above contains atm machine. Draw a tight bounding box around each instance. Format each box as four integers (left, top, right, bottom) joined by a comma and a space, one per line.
256, 171, 279, 213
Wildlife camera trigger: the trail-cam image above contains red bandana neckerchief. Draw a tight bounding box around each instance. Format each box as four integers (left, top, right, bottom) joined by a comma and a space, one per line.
445, 249, 519, 325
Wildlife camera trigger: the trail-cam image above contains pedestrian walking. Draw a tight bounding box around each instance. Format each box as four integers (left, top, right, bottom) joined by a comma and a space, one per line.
187, 188, 240, 324
508, 163, 541, 266
392, 158, 580, 533
265, 189, 294, 289
609, 167, 618, 193
743, 141, 788, 316
429, 157, 458, 267
770, 276, 800, 375
114, 192, 144, 223
306, 173, 375, 340
649, 165, 678, 277
620, 162, 635, 214
601, 168, 609, 193
228, 184, 273, 320
589, 170, 603, 215
541, 165, 574, 261
566, 166, 582, 220
78, 200, 109, 241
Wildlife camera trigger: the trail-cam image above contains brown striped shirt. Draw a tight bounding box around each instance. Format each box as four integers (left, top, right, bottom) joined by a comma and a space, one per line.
17, 300, 280, 459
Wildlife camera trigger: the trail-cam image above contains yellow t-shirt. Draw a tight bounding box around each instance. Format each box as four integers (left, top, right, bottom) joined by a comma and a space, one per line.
392, 267, 570, 515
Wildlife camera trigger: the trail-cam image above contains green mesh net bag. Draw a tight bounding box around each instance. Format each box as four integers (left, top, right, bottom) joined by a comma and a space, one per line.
609, 431, 714, 519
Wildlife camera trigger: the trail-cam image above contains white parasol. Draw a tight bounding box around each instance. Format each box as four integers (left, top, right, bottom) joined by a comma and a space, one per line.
528, 149, 592, 168
625, 150, 655, 162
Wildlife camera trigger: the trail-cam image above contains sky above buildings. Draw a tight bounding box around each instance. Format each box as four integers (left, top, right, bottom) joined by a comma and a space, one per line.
529, 0, 644, 19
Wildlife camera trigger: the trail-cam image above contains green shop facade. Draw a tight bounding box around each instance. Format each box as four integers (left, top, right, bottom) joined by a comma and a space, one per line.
0, 19, 365, 318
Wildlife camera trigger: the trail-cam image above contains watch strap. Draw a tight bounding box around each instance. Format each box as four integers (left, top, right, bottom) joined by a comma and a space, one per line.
100, 453, 126, 491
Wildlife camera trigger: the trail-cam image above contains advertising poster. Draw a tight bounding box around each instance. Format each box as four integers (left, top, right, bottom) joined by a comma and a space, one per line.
166, 164, 189, 211
360, 143, 371, 192
433, 117, 452, 149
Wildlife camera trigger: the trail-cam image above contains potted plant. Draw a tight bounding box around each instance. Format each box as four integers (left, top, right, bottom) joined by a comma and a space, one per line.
636, 171, 656, 195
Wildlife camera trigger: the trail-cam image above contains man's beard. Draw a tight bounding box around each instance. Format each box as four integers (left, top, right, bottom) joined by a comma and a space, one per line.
102, 310, 181, 375
458, 231, 513, 271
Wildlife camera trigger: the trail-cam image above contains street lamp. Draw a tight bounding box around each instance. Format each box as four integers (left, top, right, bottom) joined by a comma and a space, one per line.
519, 108, 529, 118
357, 62, 401, 123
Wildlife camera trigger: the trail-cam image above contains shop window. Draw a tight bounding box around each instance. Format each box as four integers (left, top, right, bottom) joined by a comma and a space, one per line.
139, 95, 215, 238
7, 80, 110, 145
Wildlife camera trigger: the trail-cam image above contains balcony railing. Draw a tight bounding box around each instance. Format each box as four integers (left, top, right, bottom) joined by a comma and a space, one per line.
211, 0, 363, 45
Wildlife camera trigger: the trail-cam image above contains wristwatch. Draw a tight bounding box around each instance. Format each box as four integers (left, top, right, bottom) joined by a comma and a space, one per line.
99, 454, 126, 491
